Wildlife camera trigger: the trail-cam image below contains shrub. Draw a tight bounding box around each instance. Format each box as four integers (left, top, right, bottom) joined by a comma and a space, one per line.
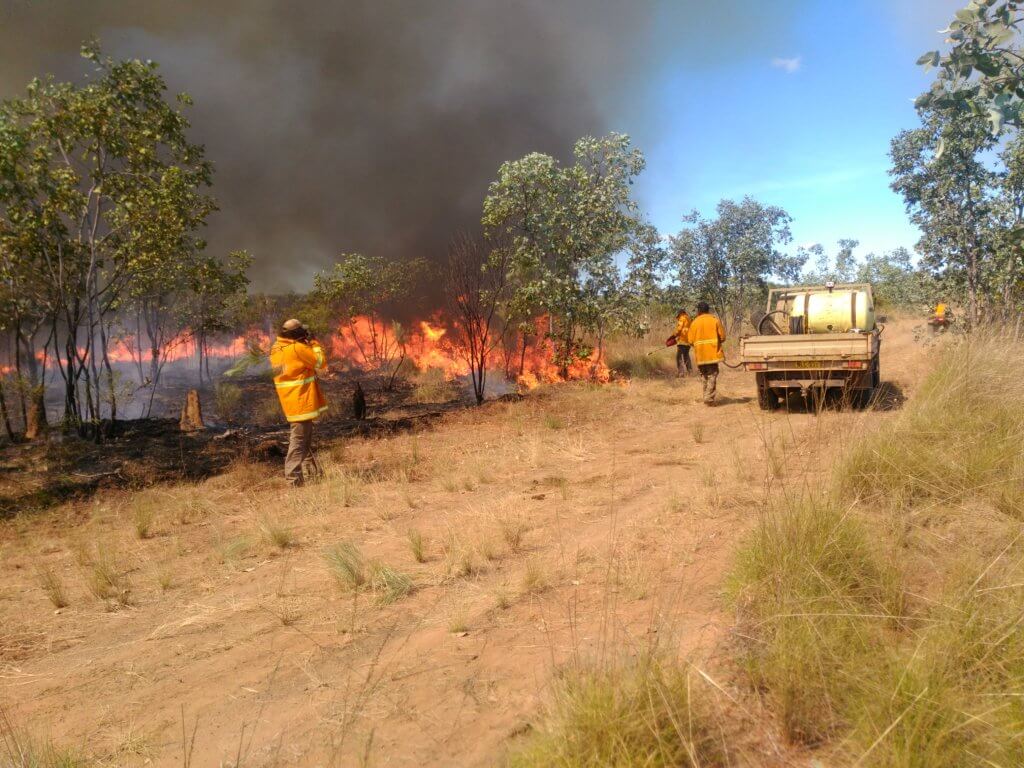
81, 543, 130, 605
607, 350, 675, 379
130, 496, 158, 539
729, 334, 1024, 762
258, 516, 294, 549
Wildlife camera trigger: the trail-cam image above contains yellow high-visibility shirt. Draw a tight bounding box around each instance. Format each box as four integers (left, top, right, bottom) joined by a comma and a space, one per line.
269, 337, 328, 422
687, 313, 726, 365
935, 303, 947, 317
674, 313, 691, 344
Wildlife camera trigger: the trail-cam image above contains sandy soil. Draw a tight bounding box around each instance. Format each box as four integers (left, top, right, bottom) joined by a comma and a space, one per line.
0, 319, 932, 766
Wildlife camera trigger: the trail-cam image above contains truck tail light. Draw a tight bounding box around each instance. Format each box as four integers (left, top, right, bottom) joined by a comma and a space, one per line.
843, 361, 867, 369
746, 363, 767, 370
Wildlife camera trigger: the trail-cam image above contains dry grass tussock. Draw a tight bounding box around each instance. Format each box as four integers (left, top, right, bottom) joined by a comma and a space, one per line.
729, 332, 1024, 766
605, 329, 677, 380
838, 334, 1024, 515
508, 651, 726, 767
1, 705, 89, 767
324, 540, 412, 604
410, 366, 458, 403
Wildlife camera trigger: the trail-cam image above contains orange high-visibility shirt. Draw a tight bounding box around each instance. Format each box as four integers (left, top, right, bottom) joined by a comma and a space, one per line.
674, 313, 691, 344
687, 313, 726, 365
269, 337, 328, 422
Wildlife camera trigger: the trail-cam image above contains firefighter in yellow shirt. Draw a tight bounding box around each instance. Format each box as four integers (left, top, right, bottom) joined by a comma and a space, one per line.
673, 309, 693, 377
269, 318, 328, 486
687, 301, 726, 406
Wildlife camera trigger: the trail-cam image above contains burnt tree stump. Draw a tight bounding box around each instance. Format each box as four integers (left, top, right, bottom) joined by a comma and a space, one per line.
179, 389, 205, 432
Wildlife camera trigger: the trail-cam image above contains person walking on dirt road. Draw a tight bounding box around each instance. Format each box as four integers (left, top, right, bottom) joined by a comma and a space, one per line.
270, 319, 329, 486
673, 309, 693, 377
687, 302, 726, 406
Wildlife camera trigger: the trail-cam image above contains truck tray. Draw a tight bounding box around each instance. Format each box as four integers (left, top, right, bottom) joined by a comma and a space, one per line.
739, 332, 876, 362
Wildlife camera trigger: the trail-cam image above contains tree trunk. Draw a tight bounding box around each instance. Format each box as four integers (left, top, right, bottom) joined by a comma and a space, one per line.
967, 247, 980, 331
13, 328, 26, 429
0, 378, 16, 442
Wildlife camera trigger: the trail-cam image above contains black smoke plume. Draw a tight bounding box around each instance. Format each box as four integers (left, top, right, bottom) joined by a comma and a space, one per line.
0, 0, 661, 300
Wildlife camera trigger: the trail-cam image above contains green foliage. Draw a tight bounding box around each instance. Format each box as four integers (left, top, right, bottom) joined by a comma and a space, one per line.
916, 1, 1024, 134
669, 197, 797, 331
313, 252, 426, 322
313, 253, 425, 381
855, 247, 934, 308
890, 105, 1001, 326
0, 41, 246, 430
801, 238, 861, 284
482, 133, 663, 368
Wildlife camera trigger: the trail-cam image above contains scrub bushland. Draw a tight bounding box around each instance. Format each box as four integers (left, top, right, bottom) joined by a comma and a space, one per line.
729, 334, 1024, 766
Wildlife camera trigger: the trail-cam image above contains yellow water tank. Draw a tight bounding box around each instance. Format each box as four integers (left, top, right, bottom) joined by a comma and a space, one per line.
792, 290, 874, 333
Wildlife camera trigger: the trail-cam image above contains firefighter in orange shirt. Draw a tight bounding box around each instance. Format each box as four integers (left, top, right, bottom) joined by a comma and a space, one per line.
687, 301, 726, 406
269, 319, 328, 486
673, 308, 693, 377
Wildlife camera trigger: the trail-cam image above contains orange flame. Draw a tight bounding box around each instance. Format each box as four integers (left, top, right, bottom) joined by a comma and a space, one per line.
15, 314, 610, 394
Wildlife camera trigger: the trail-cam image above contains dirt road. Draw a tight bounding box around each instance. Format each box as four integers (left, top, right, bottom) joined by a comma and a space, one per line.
0, 319, 929, 766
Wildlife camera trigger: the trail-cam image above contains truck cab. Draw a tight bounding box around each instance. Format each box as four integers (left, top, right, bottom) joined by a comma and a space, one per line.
739, 282, 881, 410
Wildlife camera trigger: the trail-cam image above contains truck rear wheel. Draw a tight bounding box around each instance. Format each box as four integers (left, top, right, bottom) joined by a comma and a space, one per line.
756, 374, 779, 410
806, 386, 826, 414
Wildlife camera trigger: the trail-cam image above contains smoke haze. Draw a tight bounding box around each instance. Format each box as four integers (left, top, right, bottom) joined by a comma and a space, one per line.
0, 1, 673, 298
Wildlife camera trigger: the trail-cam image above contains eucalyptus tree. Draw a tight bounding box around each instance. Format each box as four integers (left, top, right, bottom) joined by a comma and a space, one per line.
313, 253, 427, 389
0, 42, 218, 435
856, 247, 934, 308
669, 197, 799, 333
443, 233, 513, 404
890, 107, 997, 327
482, 133, 658, 375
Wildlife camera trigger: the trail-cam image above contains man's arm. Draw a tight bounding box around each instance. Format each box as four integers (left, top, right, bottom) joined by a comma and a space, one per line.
292, 341, 326, 370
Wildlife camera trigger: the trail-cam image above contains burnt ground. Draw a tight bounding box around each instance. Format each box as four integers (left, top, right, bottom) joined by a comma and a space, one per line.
0, 372, 496, 517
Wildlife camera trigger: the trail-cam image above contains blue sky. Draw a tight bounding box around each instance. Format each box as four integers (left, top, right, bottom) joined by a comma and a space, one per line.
623, 0, 964, 261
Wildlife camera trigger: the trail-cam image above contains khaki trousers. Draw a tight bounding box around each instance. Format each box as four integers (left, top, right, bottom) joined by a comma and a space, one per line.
698, 363, 719, 404
284, 420, 320, 486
